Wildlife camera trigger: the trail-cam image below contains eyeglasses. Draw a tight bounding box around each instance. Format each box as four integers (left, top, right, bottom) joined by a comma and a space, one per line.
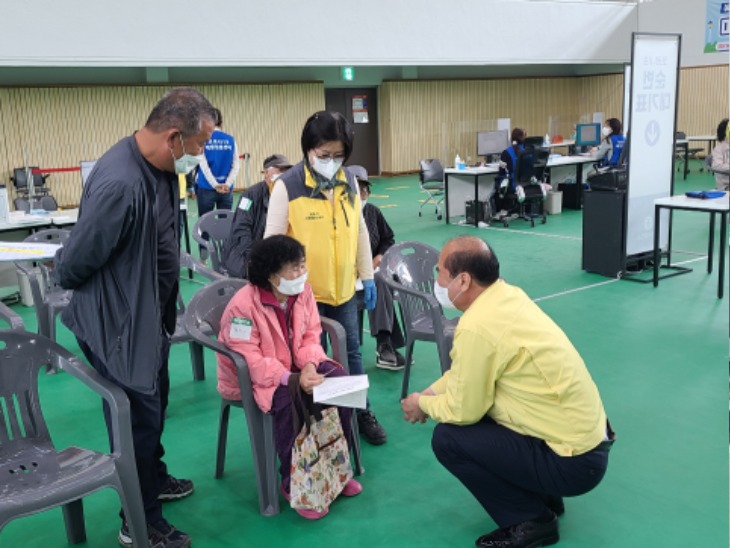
313, 148, 346, 161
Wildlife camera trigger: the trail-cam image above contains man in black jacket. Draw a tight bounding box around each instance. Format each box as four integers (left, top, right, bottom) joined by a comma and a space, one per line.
350, 166, 406, 370
222, 154, 292, 278
55, 87, 216, 548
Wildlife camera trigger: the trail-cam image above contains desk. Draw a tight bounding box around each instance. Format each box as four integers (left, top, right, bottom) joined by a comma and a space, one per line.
544, 140, 575, 150
443, 166, 499, 226
676, 136, 716, 180
653, 194, 729, 298
546, 156, 596, 210
49, 209, 79, 227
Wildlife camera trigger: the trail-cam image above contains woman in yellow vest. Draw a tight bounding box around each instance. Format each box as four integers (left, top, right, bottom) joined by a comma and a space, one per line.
264, 111, 387, 445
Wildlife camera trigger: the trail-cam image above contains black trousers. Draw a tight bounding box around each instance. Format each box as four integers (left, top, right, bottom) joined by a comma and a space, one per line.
432, 417, 609, 528
78, 334, 171, 525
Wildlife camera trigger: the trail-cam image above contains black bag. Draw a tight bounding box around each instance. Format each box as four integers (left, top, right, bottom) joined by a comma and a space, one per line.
466, 200, 491, 224
587, 169, 628, 191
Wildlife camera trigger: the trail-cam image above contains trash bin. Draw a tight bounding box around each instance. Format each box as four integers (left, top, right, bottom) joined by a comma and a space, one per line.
545, 191, 563, 215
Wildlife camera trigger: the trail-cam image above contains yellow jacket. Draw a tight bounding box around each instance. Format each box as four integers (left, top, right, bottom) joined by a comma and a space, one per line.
264, 162, 373, 306
419, 279, 607, 457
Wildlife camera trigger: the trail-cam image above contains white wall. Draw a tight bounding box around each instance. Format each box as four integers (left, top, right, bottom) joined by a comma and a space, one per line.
1, 0, 636, 67
637, 0, 728, 67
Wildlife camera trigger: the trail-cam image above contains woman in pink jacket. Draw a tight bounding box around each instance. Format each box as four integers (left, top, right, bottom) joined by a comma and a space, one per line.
217, 234, 362, 520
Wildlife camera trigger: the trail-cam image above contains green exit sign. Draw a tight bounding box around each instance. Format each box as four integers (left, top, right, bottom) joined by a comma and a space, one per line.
341, 67, 355, 81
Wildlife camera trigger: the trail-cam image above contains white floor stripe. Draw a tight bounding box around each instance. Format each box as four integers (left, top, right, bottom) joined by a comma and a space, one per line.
462, 224, 583, 242
534, 279, 620, 302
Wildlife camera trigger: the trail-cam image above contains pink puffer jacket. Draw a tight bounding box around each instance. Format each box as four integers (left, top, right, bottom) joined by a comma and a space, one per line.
217, 283, 331, 412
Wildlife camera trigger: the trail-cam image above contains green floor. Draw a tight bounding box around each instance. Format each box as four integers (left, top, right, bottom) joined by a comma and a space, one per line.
2, 160, 728, 547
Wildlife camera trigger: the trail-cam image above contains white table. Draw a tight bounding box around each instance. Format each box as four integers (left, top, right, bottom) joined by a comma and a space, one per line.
443, 166, 499, 226
675, 136, 716, 180
544, 140, 575, 149
653, 194, 729, 298
546, 155, 596, 209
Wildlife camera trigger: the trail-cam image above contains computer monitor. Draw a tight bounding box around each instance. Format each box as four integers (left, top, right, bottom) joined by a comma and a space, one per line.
477, 129, 509, 158
575, 123, 601, 147
80, 160, 97, 186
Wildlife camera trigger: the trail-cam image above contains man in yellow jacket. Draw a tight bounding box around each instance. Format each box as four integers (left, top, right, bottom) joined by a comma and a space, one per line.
402, 235, 613, 548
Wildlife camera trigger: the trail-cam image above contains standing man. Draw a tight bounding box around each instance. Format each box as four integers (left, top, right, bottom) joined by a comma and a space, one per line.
55, 87, 217, 548
195, 107, 239, 217
349, 165, 406, 370
222, 154, 292, 278
402, 236, 613, 548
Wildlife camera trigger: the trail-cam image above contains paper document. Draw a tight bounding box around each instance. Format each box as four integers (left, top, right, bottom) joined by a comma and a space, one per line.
0, 242, 61, 261
313, 375, 369, 409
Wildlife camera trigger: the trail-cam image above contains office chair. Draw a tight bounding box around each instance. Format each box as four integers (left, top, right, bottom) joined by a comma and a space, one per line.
10, 167, 51, 197
418, 159, 445, 220
498, 148, 548, 228
183, 279, 362, 517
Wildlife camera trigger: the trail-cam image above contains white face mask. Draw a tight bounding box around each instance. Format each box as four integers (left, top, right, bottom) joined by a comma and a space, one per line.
172, 134, 204, 174
361, 199, 367, 209
309, 154, 343, 180
601, 126, 612, 137
433, 277, 462, 310
274, 271, 308, 296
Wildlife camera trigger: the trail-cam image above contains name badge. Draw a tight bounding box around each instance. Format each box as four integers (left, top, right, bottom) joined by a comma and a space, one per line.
230, 317, 252, 340
238, 197, 253, 211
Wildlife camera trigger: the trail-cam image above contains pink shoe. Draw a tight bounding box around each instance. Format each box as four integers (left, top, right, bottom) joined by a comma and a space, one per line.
341, 479, 363, 497
279, 484, 329, 520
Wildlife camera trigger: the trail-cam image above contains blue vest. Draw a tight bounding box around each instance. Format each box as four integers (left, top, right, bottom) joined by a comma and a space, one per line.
604, 135, 625, 167
197, 129, 236, 189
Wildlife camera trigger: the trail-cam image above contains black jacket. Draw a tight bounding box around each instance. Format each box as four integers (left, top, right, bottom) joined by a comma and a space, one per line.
362, 203, 394, 258
222, 180, 269, 278
55, 135, 178, 394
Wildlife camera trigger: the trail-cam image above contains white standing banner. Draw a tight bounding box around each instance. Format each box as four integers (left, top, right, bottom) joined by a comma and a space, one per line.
623, 63, 631, 135
626, 33, 681, 257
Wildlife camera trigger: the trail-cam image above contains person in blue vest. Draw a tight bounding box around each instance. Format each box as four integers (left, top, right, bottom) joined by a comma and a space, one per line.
590, 118, 625, 169
195, 107, 240, 216
492, 128, 527, 220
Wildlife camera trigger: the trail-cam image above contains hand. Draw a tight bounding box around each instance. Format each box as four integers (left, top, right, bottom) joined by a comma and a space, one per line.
401, 393, 428, 424
216, 184, 230, 194
362, 279, 377, 311
373, 255, 382, 270
299, 362, 323, 394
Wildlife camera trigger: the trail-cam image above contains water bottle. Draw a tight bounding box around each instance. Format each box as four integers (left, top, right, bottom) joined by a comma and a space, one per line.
454, 153, 462, 169
543, 133, 551, 147
0, 185, 9, 224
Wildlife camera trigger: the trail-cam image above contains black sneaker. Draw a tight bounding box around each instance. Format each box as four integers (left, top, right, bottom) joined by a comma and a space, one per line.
357, 410, 387, 445
158, 475, 194, 501
118, 518, 191, 548
376, 343, 405, 371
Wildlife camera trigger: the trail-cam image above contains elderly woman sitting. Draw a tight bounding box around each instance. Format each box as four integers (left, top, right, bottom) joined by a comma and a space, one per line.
217, 234, 362, 520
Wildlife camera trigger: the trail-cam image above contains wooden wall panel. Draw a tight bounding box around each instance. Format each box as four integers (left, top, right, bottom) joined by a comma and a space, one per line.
0, 83, 324, 207
380, 65, 727, 173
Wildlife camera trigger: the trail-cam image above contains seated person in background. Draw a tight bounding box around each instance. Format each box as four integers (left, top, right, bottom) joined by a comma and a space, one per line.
222, 154, 293, 278
402, 236, 613, 548
711, 118, 729, 190
492, 128, 527, 219
217, 235, 362, 520
590, 118, 625, 169
349, 165, 407, 371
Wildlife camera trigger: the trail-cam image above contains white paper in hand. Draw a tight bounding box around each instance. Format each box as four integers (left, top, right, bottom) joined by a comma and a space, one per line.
313, 375, 369, 409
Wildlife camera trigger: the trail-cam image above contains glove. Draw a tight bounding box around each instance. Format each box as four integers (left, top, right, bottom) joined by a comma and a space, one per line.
363, 279, 377, 311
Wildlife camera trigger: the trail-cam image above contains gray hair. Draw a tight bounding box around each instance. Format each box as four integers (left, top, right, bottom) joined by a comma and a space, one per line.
145, 87, 217, 137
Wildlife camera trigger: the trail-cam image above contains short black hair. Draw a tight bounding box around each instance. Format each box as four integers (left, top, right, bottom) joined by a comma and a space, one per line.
444, 238, 500, 286
145, 87, 217, 138
606, 118, 622, 137
214, 108, 223, 127
717, 118, 728, 142
301, 111, 354, 161
248, 235, 306, 290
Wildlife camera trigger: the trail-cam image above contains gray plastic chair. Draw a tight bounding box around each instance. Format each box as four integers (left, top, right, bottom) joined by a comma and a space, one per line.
192, 209, 235, 274
0, 331, 147, 547
183, 278, 362, 517
171, 253, 227, 381
0, 302, 25, 331
378, 241, 459, 399
14, 229, 72, 346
